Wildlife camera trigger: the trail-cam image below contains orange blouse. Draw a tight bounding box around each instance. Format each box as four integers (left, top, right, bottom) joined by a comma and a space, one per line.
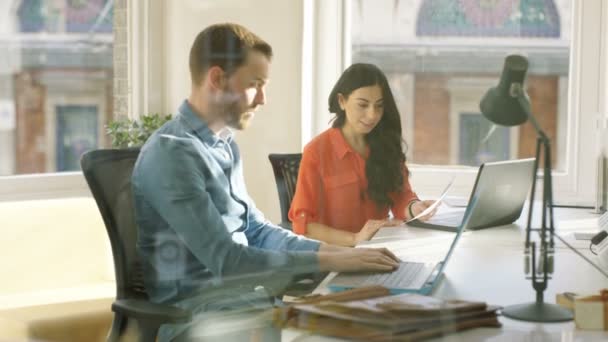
288, 128, 418, 235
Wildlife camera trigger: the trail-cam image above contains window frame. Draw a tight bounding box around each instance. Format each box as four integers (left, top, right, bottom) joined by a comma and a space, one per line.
303, 0, 607, 206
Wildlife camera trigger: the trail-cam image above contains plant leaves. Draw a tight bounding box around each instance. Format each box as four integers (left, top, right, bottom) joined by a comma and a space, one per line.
105, 113, 172, 148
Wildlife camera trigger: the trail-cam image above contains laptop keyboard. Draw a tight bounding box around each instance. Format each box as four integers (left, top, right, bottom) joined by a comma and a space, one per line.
428, 210, 465, 226
362, 261, 426, 288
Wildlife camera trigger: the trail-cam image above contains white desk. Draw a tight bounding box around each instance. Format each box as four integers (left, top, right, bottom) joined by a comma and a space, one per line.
283, 207, 608, 341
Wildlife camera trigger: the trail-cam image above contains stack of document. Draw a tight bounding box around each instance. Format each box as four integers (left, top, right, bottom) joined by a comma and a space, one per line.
274, 286, 501, 341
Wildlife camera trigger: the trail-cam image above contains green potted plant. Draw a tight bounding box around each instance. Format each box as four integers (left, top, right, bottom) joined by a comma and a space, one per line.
106, 113, 172, 148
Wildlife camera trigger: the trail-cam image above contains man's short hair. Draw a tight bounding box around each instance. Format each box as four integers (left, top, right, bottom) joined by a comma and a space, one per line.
189, 23, 273, 85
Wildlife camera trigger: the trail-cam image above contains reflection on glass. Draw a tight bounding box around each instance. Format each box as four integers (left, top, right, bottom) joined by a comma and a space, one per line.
350, 0, 571, 170
0, 0, 114, 176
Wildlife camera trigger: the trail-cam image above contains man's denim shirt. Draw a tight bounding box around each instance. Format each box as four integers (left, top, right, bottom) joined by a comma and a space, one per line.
132, 100, 320, 305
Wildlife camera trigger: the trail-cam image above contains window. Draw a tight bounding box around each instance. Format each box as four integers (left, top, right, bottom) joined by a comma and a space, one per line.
350, 0, 569, 169
0, 0, 114, 199
459, 113, 512, 166
306, 0, 605, 204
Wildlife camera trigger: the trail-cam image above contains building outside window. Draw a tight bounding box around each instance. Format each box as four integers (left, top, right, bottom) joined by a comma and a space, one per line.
0, 0, 114, 176
350, 0, 570, 171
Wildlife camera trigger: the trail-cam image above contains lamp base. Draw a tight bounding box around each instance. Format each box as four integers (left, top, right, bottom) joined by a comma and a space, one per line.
502, 302, 573, 322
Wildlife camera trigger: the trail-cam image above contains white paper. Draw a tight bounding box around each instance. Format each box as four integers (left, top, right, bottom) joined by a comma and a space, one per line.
405, 177, 455, 223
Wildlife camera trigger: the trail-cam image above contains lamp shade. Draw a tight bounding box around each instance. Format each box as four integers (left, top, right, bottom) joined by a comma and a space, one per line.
479, 55, 530, 126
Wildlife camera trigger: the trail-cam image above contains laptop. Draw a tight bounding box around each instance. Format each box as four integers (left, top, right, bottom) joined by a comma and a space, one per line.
408, 158, 536, 232
327, 194, 478, 295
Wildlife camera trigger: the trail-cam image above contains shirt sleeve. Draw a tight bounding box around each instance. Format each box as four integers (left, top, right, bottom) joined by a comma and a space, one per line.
245, 205, 321, 252
136, 137, 319, 281
390, 164, 419, 220
288, 146, 322, 235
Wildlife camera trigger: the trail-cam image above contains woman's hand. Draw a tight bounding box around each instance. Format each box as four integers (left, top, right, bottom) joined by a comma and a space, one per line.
318, 247, 400, 273
409, 200, 439, 221
355, 219, 401, 244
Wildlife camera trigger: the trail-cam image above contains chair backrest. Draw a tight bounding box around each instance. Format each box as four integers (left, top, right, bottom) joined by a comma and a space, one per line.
80, 148, 147, 301
268, 153, 302, 224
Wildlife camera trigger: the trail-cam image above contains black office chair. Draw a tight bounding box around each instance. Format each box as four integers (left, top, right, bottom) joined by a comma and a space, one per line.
81, 149, 191, 342
268, 153, 302, 230
268, 153, 328, 295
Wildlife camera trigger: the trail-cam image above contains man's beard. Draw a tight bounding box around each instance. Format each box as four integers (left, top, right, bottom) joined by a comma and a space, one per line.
219, 87, 252, 130
223, 100, 248, 130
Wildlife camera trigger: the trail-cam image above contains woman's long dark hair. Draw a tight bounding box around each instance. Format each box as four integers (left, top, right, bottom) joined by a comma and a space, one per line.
328, 63, 407, 208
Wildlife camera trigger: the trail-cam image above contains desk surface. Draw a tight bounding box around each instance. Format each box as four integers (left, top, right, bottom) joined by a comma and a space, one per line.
283, 206, 608, 341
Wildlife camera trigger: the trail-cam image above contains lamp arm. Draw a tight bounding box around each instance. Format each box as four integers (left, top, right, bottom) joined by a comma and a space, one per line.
515, 90, 554, 229
524, 139, 541, 250
515, 90, 556, 286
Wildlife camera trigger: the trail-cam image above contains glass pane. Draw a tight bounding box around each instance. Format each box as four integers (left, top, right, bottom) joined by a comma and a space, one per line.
350, 0, 571, 170
56, 105, 98, 171
459, 112, 510, 166
0, 0, 114, 176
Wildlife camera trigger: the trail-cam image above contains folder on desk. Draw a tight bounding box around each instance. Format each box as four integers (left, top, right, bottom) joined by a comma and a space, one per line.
275, 286, 501, 341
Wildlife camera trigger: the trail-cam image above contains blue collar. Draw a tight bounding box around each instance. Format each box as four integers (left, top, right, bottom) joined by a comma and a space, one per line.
178, 100, 233, 147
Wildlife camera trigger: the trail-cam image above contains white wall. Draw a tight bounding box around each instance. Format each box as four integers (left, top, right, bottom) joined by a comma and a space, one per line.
599, 0, 608, 209
164, 0, 305, 223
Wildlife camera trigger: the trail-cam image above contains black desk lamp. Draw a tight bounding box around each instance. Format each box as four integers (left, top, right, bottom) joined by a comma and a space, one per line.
479, 54, 573, 322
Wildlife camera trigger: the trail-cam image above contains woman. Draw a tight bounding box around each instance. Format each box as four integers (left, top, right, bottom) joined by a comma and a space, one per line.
289, 63, 436, 246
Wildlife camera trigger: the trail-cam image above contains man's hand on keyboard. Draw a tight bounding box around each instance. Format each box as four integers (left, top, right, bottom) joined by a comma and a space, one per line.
318, 247, 400, 273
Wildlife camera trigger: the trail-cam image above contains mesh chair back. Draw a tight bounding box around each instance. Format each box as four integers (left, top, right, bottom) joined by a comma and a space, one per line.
81, 148, 147, 300
268, 153, 302, 224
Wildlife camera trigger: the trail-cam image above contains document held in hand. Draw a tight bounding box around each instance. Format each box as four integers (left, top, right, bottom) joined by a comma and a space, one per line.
405, 177, 455, 223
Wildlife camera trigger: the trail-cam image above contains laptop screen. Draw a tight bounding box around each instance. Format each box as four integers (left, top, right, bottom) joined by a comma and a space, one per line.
409, 158, 535, 232
460, 158, 535, 229
430, 193, 479, 278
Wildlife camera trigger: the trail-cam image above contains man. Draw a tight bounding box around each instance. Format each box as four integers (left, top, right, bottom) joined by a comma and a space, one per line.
132, 23, 399, 341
